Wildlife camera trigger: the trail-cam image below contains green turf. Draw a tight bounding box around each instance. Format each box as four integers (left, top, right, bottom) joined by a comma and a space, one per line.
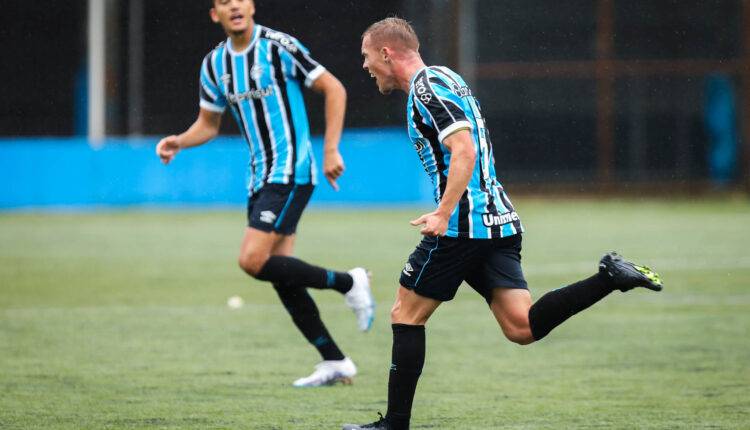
1, 199, 749, 429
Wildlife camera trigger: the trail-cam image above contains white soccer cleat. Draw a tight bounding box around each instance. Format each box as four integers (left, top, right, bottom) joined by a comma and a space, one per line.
345, 268, 375, 332
292, 357, 357, 387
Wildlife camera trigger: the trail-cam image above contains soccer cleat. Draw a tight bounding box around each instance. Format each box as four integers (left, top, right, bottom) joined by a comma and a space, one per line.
599, 252, 663, 292
342, 413, 391, 429
292, 357, 357, 387
345, 268, 376, 332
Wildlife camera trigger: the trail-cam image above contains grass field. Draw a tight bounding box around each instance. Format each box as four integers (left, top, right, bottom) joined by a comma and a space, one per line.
1, 198, 749, 429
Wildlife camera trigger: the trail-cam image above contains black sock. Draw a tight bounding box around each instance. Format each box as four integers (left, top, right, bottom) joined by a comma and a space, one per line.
528, 273, 613, 341
386, 324, 425, 430
257, 256, 352, 294
272, 284, 346, 361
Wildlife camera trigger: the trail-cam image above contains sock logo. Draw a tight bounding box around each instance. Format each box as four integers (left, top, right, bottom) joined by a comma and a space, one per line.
259, 210, 277, 224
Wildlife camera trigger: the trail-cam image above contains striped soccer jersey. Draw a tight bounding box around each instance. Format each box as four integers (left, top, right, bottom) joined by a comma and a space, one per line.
199, 24, 324, 194
407, 66, 524, 239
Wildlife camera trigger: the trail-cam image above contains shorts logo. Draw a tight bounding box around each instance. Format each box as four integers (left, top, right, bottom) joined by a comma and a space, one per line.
482, 211, 519, 227
402, 262, 414, 277
259, 210, 277, 224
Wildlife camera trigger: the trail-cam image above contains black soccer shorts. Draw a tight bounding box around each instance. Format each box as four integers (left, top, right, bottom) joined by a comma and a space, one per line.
246, 183, 314, 235
399, 233, 528, 303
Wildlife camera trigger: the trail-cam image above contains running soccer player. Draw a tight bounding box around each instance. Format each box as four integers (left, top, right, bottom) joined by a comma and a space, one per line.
156, 0, 375, 387
342, 18, 663, 429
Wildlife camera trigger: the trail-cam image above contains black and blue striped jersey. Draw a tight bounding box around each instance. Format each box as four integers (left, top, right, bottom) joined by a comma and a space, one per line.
199, 25, 324, 194
407, 66, 524, 239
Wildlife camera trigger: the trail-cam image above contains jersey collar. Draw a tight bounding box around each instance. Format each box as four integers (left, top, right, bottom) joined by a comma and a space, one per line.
408, 65, 429, 92
227, 24, 262, 56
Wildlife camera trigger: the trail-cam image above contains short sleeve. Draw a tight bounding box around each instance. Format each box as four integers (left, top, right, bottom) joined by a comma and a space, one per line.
279, 37, 326, 88
413, 73, 473, 143
198, 53, 227, 113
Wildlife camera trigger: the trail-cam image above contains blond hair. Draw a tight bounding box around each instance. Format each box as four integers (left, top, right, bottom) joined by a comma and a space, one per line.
362, 17, 419, 52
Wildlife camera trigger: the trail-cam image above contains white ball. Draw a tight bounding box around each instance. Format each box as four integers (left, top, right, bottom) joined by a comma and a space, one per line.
227, 295, 244, 309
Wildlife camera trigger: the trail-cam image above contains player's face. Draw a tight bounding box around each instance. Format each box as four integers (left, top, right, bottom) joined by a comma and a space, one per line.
210, 0, 255, 35
362, 36, 396, 95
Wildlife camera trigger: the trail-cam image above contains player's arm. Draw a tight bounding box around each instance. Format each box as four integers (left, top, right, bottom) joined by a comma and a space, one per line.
411, 129, 476, 236
311, 71, 347, 190
156, 108, 222, 165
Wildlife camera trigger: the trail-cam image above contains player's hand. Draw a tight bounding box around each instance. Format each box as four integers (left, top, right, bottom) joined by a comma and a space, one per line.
410, 211, 449, 237
156, 135, 181, 165
323, 149, 345, 191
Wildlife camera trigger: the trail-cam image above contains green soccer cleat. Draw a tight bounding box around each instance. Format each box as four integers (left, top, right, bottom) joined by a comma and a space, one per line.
599, 252, 663, 292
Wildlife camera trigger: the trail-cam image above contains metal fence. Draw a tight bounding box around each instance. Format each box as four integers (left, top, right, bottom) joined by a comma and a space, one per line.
2, 0, 748, 189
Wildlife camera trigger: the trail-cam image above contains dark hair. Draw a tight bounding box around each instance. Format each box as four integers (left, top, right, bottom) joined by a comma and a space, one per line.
210, 0, 255, 7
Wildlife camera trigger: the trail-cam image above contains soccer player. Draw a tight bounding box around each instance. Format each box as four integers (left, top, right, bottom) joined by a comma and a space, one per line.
342, 18, 663, 429
156, 0, 375, 387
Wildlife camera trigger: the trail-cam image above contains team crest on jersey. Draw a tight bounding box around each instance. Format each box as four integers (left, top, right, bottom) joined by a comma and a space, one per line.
250, 65, 263, 80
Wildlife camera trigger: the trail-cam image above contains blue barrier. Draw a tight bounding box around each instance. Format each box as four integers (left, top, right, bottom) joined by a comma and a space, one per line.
0, 128, 434, 209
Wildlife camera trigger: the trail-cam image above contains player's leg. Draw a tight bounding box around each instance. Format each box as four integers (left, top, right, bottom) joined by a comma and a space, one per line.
480, 271, 614, 346
488, 288, 534, 345
344, 237, 473, 430
524, 251, 663, 341
343, 288, 442, 430
472, 235, 663, 343
238, 184, 374, 331
269, 234, 346, 362
238, 226, 352, 294
384, 286, 441, 429
268, 234, 357, 386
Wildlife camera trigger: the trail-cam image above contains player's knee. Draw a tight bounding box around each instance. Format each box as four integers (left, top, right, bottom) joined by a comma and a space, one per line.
390, 301, 402, 323
501, 313, 534, 345
390, 301, 417, 324
391, 302, 430, 325
502, 326, 535, 345
238, 251, 268, 277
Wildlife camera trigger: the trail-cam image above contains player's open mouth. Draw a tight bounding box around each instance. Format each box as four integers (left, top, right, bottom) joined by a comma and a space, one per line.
230, 14, 243, 24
